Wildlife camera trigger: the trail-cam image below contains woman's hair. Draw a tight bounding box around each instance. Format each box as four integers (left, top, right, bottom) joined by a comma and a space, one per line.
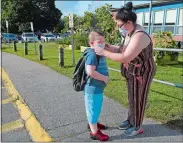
116, 2, 137, 23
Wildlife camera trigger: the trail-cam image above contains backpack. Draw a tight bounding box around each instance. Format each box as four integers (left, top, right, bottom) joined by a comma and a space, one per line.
72, 48, 100, 92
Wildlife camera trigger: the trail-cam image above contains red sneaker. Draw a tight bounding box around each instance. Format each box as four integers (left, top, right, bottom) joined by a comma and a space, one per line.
90, 130, 109, 141
97, 123, 108, 130
88, 123, 108, 131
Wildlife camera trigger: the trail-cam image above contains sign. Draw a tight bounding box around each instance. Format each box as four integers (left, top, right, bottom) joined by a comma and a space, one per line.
30, 22, 34, 31
6, 21, 8, 28
69, 14, 74, 28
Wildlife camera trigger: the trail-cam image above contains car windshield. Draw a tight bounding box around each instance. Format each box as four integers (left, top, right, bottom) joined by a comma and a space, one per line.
44, 34, 54, 37
24, 34, 34, 37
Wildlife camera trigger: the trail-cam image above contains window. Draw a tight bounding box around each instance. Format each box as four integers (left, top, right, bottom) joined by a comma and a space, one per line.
177, 8, 183, 34
154, 10, 164, 25
178, 8, 183, 26
136, 12, 143, 26
165, 9, 176, 25
144, 12, 149, 26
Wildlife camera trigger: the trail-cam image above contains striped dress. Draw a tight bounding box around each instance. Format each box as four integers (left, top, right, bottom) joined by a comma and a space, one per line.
121, 30, 156, 128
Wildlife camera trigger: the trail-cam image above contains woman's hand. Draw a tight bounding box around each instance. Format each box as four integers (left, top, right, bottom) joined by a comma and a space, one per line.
94, 46, 106, 56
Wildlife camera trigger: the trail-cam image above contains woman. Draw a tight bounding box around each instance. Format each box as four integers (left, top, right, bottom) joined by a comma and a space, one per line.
94, 2, 156, 136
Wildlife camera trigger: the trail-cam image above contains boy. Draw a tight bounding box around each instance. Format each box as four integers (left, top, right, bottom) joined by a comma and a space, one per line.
84, 31, 109, 141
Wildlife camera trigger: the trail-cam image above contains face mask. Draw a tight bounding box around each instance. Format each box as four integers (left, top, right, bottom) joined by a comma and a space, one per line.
119, 27, 128, 36
98, 43, 105, 49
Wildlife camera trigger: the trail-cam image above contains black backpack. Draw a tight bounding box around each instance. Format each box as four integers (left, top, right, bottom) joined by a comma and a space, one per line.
72, 49, 100, 92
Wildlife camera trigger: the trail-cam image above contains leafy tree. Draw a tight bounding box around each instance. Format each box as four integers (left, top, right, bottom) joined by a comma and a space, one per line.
1, 0, 62, 33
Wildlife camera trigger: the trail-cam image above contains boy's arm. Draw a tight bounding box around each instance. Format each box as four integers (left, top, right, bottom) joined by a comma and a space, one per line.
86, 65, 109, 84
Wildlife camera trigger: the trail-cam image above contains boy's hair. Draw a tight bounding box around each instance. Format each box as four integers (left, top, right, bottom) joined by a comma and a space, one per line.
88, 30, 104, 43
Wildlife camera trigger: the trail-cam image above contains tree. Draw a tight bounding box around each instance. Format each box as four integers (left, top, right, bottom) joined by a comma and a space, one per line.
95, 4, 120, 44
1, 0, 62, 33
61, 16, 69, 34
83, 11, 96, 31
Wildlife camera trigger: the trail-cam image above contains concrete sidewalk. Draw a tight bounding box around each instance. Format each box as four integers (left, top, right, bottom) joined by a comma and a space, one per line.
2, 52, 183, 142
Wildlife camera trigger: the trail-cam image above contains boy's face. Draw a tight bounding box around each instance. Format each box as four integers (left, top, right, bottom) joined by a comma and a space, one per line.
90, 35, 105, 47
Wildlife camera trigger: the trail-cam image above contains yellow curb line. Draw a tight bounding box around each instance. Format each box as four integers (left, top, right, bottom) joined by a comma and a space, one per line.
2, 98, 14, 104
1, 119, 24, 133
1, 68, 55, 142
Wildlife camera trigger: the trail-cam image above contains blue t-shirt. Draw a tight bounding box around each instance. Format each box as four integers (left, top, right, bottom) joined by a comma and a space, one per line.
84, 48, 109, 94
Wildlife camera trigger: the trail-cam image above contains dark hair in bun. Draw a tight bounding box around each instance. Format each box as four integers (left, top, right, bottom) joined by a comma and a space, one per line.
124, 2, 133, 11
116, 2, 137, 23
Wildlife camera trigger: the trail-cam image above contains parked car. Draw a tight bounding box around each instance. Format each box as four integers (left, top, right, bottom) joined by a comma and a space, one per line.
53, 33, 64, 40
22, 32, 39, 43
41, 33, 56, 42
2, 33, 18, 43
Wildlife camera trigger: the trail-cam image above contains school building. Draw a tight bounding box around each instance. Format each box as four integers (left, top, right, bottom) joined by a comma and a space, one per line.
134, 0, 183, 42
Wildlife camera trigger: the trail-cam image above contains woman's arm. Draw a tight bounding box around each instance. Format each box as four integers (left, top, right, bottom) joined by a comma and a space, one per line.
104, 43, 121, 53
96, 33, 150, 63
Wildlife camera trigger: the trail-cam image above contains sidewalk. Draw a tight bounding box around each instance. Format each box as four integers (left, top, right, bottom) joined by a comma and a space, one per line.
1, 79, 31, 142
2, 52, 183, 142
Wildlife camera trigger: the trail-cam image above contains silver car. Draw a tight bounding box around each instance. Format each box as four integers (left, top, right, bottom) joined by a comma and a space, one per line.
22, 32, 39, 43
41, 33, 56, 42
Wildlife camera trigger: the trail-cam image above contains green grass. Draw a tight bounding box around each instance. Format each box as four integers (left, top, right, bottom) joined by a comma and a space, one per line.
2, 42, 183, 130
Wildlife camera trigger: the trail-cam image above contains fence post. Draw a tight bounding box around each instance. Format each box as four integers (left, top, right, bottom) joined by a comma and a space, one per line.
24, 42, 28, 55
38, 44, 43, 60
58, 47, 64, 67
46, 38, 48, 43
13, 41, 17, 52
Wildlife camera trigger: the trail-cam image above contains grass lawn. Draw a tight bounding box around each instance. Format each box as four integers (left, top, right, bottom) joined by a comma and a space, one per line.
2, 42, 183, 130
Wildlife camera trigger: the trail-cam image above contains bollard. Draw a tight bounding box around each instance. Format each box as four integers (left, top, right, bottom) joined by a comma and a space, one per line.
58, 47, 64, 67
13, 41, 17, 52
38, 44, 43, 60
24, 42, 28, 55
46, 38, 48, 43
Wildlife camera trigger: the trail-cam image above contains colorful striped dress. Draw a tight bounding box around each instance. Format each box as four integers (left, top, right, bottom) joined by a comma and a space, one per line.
121, 30, 156, 128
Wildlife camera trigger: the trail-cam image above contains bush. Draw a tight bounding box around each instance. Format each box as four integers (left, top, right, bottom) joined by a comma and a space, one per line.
153, 31, 179, 65
74, 33, 89, 50
56, 36, 71, 45
56, 33, 89, 50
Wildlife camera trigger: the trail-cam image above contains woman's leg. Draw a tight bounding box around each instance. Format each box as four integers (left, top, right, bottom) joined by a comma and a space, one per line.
136, 62, 156, 127
127, 77, 135, 126
128, 63, 155, 128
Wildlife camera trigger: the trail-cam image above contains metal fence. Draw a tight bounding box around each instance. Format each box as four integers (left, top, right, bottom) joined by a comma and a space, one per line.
108, 48, 183, 89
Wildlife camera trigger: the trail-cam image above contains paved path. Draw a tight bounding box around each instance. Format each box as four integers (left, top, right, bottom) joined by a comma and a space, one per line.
1, 79, 31, 142
2, 52, 183, 142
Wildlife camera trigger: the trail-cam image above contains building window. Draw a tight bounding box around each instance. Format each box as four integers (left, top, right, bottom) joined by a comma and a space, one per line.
144, 12, 150, 26
177, 8, 183, 34
154, 10, 163, 25
165, 9, 176, 25
136, 12, 143, 26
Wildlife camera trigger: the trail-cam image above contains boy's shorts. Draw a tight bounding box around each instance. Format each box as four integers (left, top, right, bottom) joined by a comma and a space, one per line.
84, 93, 103, 124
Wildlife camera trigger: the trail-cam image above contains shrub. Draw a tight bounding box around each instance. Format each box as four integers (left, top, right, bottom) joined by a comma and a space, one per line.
153, 31, 178, 64
74, 33, 89, 50
56, 33, 89, 50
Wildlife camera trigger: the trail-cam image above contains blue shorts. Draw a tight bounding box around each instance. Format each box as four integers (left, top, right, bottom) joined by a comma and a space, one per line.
84, 93, 103, 124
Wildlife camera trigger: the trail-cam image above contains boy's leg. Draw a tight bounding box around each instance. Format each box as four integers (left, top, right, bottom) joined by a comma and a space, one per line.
84, 93, 103, 133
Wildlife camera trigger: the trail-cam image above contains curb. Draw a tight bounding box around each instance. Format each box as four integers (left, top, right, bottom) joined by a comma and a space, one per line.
1, 68, 55, 142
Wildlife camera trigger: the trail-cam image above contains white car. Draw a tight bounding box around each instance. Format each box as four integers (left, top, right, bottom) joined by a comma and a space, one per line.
41, 33, 56, 42
22, 32, 39, 43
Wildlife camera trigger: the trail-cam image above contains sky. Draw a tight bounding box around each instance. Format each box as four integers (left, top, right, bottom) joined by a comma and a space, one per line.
55, 1, 150, 17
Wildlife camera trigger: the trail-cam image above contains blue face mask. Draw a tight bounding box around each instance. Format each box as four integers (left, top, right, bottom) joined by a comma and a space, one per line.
119, 27, 128, 36
98, 43, 105, 49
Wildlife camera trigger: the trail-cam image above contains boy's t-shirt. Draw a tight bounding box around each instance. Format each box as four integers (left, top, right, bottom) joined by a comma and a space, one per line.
84, 48, 109, 94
